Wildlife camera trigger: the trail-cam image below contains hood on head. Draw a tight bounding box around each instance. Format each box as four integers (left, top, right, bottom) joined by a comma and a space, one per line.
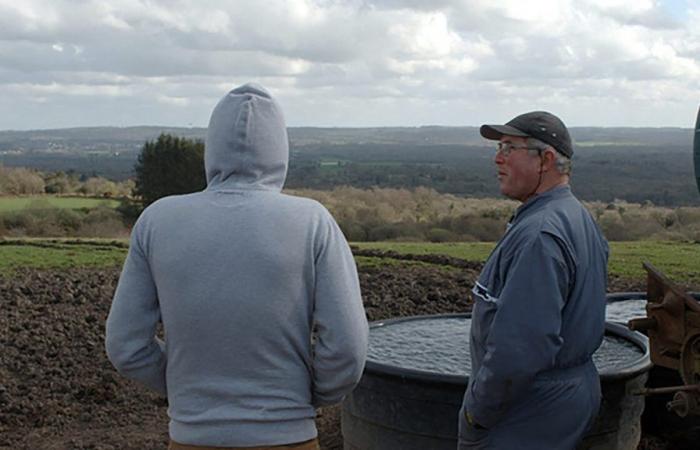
205, 83, 289, 191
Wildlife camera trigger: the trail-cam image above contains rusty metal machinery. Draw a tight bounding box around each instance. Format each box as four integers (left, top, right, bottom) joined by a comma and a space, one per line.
628, 262, 700, 417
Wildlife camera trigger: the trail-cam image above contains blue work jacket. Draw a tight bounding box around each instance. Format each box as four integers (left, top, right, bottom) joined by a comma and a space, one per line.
460, 185, 609, 450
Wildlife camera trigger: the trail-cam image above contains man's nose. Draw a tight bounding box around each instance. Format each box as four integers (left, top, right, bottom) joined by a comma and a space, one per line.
494, 151, 505, 165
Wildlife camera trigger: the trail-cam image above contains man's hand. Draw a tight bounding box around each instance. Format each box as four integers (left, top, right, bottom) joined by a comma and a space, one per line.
466, 411, 488, 430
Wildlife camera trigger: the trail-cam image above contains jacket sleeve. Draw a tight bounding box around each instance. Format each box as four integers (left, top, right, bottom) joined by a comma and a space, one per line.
311, 213, 369, 407
105, 216, 167, 396
465, 233, 570, 427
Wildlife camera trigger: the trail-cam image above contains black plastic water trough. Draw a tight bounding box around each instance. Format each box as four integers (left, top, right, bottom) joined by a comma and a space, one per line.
342, 313, 651, 450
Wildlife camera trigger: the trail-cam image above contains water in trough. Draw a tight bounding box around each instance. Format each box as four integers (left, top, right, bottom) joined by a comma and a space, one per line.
367, 316, 642, 376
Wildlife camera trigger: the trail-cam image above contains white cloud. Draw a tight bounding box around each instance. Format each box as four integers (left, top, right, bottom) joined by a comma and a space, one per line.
389, 12, 457, 57
157, 95, 190, 106
7, 81, 133, 97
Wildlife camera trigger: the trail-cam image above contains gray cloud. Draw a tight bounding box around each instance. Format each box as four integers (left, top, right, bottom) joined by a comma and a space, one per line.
0, 0, 697, 129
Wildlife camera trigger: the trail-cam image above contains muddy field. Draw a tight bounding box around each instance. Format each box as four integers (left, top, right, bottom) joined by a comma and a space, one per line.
0, 251, 696, 449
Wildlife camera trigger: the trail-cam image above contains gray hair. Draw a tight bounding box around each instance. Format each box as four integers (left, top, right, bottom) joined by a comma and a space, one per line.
527, 137, 572, 175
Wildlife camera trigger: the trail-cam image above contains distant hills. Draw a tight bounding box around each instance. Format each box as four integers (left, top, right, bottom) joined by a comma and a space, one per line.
0, 126, 697, 206
0, 125, 693, 150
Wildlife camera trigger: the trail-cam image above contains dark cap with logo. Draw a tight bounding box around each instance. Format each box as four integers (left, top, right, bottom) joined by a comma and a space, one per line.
480, 111, 573, 158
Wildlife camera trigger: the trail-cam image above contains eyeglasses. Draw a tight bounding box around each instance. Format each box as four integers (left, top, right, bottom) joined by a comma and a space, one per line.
495, 142, 540, 157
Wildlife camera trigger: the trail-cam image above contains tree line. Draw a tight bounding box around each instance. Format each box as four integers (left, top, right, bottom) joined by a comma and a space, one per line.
0, 166, 133, 198
2, 134, 699, 242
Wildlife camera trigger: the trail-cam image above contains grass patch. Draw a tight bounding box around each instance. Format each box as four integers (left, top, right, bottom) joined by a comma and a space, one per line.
0, 196, 120, 212
0, 240, 127, 275
1, 237, 129, 246
353, 241, 496, 261
608, 241, 700, 284
354, 255, 457, 271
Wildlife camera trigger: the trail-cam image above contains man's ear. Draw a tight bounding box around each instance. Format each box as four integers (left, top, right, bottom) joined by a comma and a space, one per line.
541, 148, 558, 172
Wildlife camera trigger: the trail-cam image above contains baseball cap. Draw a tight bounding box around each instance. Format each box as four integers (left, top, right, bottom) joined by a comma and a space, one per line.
480, 111, 573, 158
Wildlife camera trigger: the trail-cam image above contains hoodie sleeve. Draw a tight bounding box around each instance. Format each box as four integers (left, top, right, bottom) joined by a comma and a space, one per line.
465, 233, 569, 427
105, 215, 167, 396
311, 212, 369, 407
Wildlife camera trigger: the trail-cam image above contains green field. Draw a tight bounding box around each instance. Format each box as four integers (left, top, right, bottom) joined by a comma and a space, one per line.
354, 241, 700, 285
0, 196, 120, 212
1, 239, 698, 285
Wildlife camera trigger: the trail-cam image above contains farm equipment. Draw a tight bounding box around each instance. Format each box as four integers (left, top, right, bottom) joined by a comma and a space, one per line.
628, 263, 700, 417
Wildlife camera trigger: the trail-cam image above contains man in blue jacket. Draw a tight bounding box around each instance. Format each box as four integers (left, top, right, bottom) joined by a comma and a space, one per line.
459, 111, 609, 449
105, 84, 368, 450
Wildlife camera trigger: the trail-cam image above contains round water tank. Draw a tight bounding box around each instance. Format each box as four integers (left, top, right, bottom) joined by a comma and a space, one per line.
342, 314, 650, 450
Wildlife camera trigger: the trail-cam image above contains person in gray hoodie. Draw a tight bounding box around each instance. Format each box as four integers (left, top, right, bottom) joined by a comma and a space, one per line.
105, 83, 369, 449
459, 112, 608, 449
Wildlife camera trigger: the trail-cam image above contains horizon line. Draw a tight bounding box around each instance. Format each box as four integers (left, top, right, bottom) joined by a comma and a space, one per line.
0, 124, 695, 133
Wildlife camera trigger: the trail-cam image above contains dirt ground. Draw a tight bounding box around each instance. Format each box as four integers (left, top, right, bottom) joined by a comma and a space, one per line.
1, 251, 698, 449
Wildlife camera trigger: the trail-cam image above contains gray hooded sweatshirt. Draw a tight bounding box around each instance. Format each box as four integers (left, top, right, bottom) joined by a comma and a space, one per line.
105, 84, 369, 447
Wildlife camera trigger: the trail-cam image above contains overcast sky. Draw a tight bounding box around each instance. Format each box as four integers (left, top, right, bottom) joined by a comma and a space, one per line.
1, 0, 698, 130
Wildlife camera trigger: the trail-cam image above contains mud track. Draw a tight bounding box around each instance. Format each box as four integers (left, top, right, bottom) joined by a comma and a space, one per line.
2, 255, 689, 450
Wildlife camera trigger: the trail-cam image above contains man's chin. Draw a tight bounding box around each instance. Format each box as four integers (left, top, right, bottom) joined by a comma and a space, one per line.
499, 187, 521, 202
